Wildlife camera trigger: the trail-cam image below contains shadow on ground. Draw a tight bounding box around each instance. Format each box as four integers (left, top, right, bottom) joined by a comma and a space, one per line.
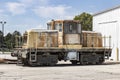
19, 61, 120, 67
1, 61, 120, 67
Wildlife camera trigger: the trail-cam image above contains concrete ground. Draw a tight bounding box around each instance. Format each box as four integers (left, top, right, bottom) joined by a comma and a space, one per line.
0, 61, 120, 80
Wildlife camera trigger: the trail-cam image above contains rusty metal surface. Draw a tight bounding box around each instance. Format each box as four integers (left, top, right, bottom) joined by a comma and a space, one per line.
58, 32, 63, 45
59, 45, 82, 49
64, 34, 80, 45
25, 30, 58, 48
82, 31, 102, 47
22, 20, 105, 49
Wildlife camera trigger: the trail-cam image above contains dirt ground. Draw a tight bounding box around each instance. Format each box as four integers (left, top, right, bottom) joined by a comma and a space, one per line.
0, 61, 120, 80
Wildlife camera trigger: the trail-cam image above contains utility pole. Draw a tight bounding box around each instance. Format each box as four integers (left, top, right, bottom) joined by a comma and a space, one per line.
0, 21, 6, 54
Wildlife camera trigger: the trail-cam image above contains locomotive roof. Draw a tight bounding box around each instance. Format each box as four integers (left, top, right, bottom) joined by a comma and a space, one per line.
47, 20, 80, 23
82, 31, 100, 34
27, 29, 58, 33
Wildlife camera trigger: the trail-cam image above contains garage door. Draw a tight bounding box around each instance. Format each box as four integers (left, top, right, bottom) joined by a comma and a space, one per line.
98, 21, 118, 60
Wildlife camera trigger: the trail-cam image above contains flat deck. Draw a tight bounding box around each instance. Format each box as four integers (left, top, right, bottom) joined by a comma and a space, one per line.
23, 47, 111, 53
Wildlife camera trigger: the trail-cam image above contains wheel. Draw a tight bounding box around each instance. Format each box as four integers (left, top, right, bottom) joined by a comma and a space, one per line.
71, 60, 78, 65
96, 60, 104, 65
22, 59, 29, 66
80, 62, 88, 65
49, 63, 56, 66
96, 57, 104, 65
88, 62, 96, 65
29, 62, 37, 67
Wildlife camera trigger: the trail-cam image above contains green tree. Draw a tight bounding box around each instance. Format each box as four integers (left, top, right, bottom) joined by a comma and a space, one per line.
0, 31, 3, 48
74, 12, 93, 31
4, 33, 12, 49
12, 31, 21, 48
3, 31, 22, 49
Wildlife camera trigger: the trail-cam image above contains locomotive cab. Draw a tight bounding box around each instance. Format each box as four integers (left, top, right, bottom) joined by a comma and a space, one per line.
47, 20, 82, 49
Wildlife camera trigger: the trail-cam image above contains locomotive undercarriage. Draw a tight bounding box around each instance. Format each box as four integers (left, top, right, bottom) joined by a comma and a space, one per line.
18, 48, 111, 66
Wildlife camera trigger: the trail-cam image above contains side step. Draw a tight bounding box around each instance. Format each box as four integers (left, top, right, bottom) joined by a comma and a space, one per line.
30, 51, 37, 62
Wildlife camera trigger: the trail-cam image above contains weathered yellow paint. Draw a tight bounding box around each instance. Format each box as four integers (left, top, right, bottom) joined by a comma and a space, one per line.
22, 20, 104, 50
64, 34, 80, 44
58, 32, 63, 45
116, 47, 119, 61
22, 30, 58, 49
59, 45, 82, 49
82, 31, 102, 47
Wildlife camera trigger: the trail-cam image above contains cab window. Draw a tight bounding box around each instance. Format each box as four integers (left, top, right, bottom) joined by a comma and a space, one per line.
47, 23, 52, 30
54, 23, 62, 32
63, 21, 81, 34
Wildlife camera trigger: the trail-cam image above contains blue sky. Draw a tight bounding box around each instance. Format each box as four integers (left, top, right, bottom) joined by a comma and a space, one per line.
0, 0, 120, 34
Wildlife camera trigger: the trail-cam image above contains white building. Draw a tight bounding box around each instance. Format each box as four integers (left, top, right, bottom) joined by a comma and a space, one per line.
93, 6, 120, 61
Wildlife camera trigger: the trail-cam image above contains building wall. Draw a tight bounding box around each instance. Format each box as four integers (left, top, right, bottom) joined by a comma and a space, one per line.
93, 8, 120, 61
